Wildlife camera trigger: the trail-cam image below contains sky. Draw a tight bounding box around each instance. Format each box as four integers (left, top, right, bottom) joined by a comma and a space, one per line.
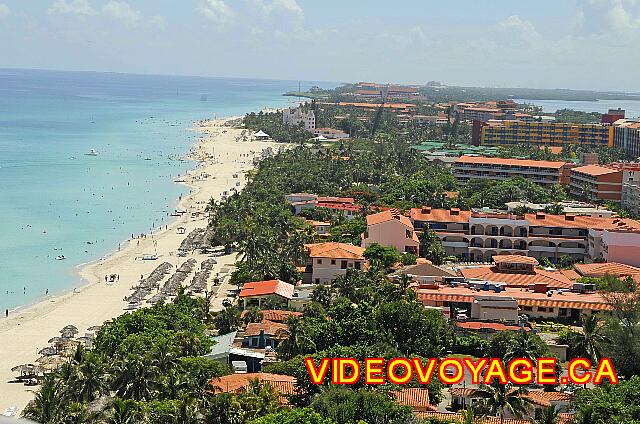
1, 0, 640, 91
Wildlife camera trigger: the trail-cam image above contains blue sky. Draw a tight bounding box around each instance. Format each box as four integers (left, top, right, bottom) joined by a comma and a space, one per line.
1, 0, 640, 91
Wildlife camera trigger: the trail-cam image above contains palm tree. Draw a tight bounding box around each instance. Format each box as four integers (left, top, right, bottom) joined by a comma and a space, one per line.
277, 316, 317, 360
71, 353, 107, 402
533, 405, 560, 424
106, 398, 142, 424
460, 407, 481, 424
22, 374, 66, 423
111, 355, 158, 401
473, 383, 533, 424
505, 331, 545, 362
570, 313, 611, 363
310, 284, 334, 308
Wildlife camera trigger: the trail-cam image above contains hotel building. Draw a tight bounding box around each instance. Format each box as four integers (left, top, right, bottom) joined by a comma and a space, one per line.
409, 207, 640, 264
453, 155, 570, 186
474, 120, 614, 147
569, 163, 640, 202
613, 118, 640, 158
282, 107, 315, 131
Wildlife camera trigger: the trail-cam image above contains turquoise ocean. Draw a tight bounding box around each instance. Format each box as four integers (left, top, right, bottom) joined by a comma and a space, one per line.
0, 68, 331, 314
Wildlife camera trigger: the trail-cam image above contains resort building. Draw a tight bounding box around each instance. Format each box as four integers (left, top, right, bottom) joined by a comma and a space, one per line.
459, 255, 574, 289
602, 108, 625, 125
303, 242, 366, 284
505, 201, 616, 218
460, 107, 505, 122
238, 280, 295, 309
409, 207, 640, 264
398, 112, 448, 126
285, 193, 361, 219
242, 320, 288, 349
453, 155, 571, 186
569, 163, 640, 202
417, 281, 612, 321
282, 107, 315, 131
622, 181, 640, 215
574, 262, 640, 283
209, 373, 295, 402
474, 120, 614, 147
313, 127, 350, 140
449, 388, 573, 421
613, 118, 640, 158
362, 210, 420, 254
588, 227, 640, 267
306, 220, 331, 236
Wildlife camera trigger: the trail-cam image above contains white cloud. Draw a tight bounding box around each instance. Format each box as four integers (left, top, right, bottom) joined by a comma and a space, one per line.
0, 3, 9, 19
196, 0, 235, 26
577, 0, 640, 34
497, 15, 540, 40
48, 0, 96, 16
102, 1, 141, 28
251, 0, 303, 20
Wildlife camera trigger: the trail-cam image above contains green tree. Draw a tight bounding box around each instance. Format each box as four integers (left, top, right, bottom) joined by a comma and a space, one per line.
250, 408, 336, 424
363, 243, 401, 270
22, 375, 66, 424
533, 405, 561, 424
419, 226, 445, 265
568, 313, 612, 362
214, 305, 242, 335
473, 383, 532, 424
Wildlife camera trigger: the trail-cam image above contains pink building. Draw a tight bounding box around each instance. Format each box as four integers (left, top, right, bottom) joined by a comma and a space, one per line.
589, 228, 640, 267
362, 210, 419, 254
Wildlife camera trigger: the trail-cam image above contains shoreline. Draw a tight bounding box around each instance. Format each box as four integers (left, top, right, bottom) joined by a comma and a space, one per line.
0, 115, 282, 413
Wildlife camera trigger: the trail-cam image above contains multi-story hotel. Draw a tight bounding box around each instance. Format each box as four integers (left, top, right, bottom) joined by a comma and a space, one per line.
453, 155, 571, 186
282, 107, 315, 131
613, 118, 640, 158
569, 163, 640, 202
474, 120, 614, 147
409, 207, 640, 264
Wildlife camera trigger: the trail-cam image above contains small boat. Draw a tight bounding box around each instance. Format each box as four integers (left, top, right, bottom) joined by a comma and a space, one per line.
85, 149, 98, 156
55, 255, 66, 260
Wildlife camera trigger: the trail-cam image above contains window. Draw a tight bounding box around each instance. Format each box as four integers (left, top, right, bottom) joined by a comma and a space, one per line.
406, 229, 412, 239
316, 259, 323, 265
331, 259, 336, 265
355, 261, 361, 270
341, 260, 348, 269
538, 307, 548, 313
315, 278, 320, 284
522, 306, 533, 312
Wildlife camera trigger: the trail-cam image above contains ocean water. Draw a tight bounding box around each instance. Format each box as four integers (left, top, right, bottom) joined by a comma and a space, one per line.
0, 68, 332, 313
514, 98, 640, 119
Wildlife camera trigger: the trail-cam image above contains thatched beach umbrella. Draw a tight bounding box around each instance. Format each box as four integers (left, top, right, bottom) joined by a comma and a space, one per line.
11, 364, 31, 373
48, 336, 65, 344
36, 356, 63, 365
38, 347, 58, 356
86, 325, 102, 332
60, 325, 78, 336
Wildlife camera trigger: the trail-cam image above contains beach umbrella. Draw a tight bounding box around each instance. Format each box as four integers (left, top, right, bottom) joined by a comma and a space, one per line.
48, 336, 65, 344
60, 325, 78, 335
36, 356, 64, 366
38, 347, 58, 356
11, 364, 31, 373
86, 325, 102, 332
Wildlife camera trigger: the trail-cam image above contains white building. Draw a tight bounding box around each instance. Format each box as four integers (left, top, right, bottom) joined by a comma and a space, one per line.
283, 107, 315, 131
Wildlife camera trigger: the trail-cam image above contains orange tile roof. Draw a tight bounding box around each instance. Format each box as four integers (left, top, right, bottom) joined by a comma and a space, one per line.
571, 164, 621, 177
393, 388, 435, 411
415, 411, 529, 424
241, 309, 302, 323
417, 285, 612, 311
239, 280, 295, 299
244, 320, 289, 338
574, 262, 640, 278
410, 208, 472, 223
456, 155, 567, 169
460, 266, 574, 289
525, 213, 640, 230
493, 255, 539, 265
366, 210, 414, 228
209, 373, 295, 404
305, 242, 365, 260
455, 321, 529, 332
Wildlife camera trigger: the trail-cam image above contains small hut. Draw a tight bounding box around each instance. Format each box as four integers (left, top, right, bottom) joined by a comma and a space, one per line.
253, 130, 271, 141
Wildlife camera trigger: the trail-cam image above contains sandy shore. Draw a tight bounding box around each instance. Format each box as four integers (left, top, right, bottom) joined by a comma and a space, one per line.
0, 118, 282, 414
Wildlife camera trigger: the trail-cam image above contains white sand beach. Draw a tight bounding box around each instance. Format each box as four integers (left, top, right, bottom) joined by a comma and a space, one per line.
0, 118, 281, 414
